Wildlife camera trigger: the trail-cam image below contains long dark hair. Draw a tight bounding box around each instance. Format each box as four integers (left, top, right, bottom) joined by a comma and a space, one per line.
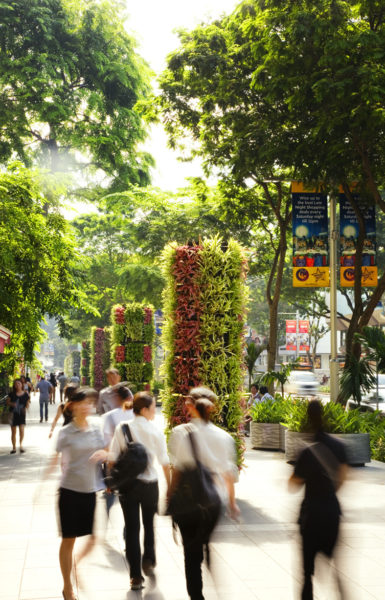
307, 400, 324, 433
133, 392, 154, 415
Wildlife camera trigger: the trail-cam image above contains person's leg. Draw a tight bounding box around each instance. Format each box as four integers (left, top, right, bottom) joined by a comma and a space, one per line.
60, 388, 63, 403
19, 425, 25, 450
10, 426, 16, 451
140, 481, 158, 568
59, 537, 76, 600
119, 491, 142, 580
178, 516, 205, 600
301, 532, 317, 600
44, 400, 48, 421
39, 400, 43, 422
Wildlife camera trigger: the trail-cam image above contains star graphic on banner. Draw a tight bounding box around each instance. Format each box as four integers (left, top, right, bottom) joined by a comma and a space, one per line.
362, 267, 374, 283
312, 268, 326, 283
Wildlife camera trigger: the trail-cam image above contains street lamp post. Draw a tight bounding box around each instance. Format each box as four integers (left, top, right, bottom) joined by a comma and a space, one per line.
329, 193, 339, 401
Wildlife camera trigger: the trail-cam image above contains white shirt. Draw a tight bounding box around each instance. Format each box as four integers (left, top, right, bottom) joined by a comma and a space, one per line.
168, 419, 238, 483
109, 415, 169, 482
102, 407, 134, 447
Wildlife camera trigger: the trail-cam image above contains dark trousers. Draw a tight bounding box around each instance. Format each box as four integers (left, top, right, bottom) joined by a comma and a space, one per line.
301, 510, 340, 600
39, 400, 48, 420
177, 506, 221, 600
119, 480, 158, 579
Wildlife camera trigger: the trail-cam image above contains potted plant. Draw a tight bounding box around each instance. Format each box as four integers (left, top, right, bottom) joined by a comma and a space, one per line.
250, 396, 288, 450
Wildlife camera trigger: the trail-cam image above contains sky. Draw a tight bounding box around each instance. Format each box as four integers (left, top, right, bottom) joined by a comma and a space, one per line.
124, 0, 240, 190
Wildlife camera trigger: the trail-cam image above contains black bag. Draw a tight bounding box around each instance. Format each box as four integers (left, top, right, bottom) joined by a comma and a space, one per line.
167, 429, 221, 523
105, 424, 148, 493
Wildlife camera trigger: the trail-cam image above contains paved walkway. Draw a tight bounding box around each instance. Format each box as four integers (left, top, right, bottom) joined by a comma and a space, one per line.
1, 391, 385, 600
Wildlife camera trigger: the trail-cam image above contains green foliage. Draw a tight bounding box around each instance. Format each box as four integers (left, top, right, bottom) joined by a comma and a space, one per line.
250, 397, 289, 424
245, 341, 266, 389
81, 340, 90, 385
356, 326, 385, 372
0, 164, 90, 371
258, 361, 298, 396
339, 354, 376, 404
0, 0, 152, 187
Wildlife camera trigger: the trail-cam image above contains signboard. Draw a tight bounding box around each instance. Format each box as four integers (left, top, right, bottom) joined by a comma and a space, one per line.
298, 320, 310, 352
339, 190, 377, 287
292, 182, 329, 287
286, 320, 297, 351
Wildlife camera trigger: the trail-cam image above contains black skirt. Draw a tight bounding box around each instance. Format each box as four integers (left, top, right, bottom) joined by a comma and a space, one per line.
58, 487, 96, 538
11, 411, 26, 426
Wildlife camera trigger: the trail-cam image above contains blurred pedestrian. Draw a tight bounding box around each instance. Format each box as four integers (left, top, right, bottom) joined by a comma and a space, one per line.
69, 372, 80, 385
7, 378, 30, 453
247, 383, 261, 408
54, 387, 106, 600
168, 387, 240, 600
36, 376, 53, 422
97, 368, 121, 414
259, 385, 274, 401
102, 384, 134, 515
20, 375, 33, 396
109, 392, 170, 590
48, 382, 79, 439
49, 372, 58, 404
289, 400, 348, 600
58, 372, 68, 403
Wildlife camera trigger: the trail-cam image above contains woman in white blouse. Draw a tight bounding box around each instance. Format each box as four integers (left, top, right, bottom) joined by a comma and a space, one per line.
109, 392, 170, 591
168, 387, 240, 600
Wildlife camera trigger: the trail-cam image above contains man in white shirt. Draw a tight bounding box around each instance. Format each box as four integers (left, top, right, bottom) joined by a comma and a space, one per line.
97, 368, 121, 414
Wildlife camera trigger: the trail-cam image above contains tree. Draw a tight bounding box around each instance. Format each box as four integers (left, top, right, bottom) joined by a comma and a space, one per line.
0, 0, 152, 188
0, 163, 91, 370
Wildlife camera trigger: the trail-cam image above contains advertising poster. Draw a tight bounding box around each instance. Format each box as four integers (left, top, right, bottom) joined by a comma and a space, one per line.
298, 320, 310, 352
286, 320, 297, 351
292, 182, 330, 287
339, 191, 377, 287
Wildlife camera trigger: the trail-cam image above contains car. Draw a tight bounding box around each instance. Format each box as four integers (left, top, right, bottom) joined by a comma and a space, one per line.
285, 370, 319, 396
361, 375, 385, 415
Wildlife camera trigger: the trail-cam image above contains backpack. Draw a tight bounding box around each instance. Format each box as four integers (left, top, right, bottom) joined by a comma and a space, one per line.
167, 429, 221, 524
106, 424, 148, 493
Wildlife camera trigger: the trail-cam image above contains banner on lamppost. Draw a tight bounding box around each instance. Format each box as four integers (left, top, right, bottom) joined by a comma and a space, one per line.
292, 182, 329, 287
339, 189, 377, 287
286, 320, 297, 351
298, 320, 310, 352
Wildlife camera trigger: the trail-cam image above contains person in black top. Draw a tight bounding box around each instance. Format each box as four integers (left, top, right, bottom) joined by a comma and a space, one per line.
289, 400, 348, 600
49, 372, 57, 404
48, 382, 79, 439
6, 378, 30, 453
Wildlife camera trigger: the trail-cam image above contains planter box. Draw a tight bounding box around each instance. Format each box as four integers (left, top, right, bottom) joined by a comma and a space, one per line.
331, 433, 371, 466
251, 422, 281, 450
285, 430, 371, 466
280, 425, 287, 452
285, 430, 314, 462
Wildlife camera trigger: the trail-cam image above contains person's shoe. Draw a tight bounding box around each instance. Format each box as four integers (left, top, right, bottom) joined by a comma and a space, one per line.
10, 449, 16, 454
39, 418, 42, 423
45, 418, 48, 421
20, 448, 26, 453
130, 577, 144, 590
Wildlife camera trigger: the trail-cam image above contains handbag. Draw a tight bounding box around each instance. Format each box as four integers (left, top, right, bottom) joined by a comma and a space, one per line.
167, 428, 221, 523
105, 424, 148, 493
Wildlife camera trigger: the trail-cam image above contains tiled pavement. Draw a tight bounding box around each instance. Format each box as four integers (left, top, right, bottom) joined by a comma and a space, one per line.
1, 390, 385, 599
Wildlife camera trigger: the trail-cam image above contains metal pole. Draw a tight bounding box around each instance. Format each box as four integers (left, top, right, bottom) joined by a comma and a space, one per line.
329, 193, 339, 401
296, 310, 299, 360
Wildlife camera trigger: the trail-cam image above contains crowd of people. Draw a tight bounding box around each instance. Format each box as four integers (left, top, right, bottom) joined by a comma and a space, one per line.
5, 372, 347, 600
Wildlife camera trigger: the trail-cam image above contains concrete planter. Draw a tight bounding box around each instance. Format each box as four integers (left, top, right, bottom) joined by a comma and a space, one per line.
285, 430, 371, 465
331, 433, 371, 466
279, 424, 287, 452
250, 422, 281, 450
285, 430, 314, 462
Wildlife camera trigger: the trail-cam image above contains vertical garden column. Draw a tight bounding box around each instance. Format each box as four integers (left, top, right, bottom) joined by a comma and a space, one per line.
90, 327, 111, 391
161, 238, 248, 463
111, 303, 154, 392
81, 341, 90, 386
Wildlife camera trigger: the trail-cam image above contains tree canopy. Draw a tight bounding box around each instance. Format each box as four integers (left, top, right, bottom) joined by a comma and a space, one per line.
0, 164, 91, 368
0, 0, 152, 188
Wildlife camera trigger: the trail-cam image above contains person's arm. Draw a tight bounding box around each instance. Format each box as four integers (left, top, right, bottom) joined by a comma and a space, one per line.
6, 394, 15, 409
288, 472, 305, 492
223, 471, 240, 521
49, 405, 64, 438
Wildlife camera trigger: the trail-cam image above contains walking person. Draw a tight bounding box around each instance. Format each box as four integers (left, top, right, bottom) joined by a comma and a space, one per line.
54, 387, 106, 600
168, 387, 240, 600
20, 374, 34, 396
109, 392, 170, 590
36, 376, 53, 422
97, 367, 121, 414
7, 378, 30, 453
48, 382, 79, 439
58, 372, 68, 403
49, 372, 58, 404
289, 400, 348, 600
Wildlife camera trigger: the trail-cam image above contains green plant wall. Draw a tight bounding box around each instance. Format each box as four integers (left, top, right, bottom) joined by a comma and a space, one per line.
161, 237, 248, 466
81, 340, 90, 386
89, 327, 111, 391
111, 303, 154, 392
